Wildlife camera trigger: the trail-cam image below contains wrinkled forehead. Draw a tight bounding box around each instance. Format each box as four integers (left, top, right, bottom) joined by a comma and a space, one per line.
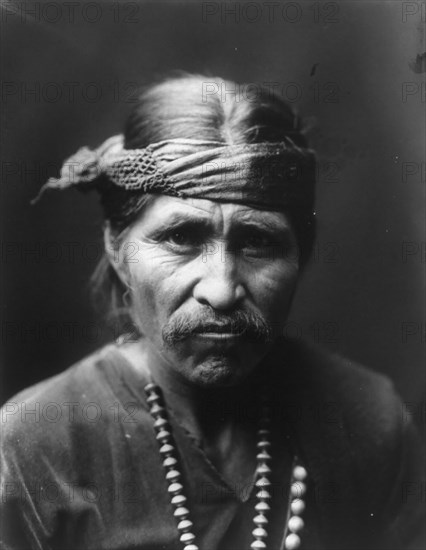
127, 194, 296, 236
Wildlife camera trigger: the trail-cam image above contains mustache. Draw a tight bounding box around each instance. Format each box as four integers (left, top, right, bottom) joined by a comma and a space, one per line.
162, 308, 274, 347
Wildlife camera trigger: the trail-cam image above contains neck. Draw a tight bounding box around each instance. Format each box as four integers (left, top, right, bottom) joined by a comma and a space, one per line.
158, 351, 261, 441
119, 336, 279, 487
120, 337, 264, 443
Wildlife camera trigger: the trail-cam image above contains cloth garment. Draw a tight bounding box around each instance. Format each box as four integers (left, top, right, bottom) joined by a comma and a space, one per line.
38, 136, 316, 214
1, 338, 424, 550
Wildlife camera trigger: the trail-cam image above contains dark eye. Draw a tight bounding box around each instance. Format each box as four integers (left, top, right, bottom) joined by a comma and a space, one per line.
166, 228, 202, 247
244, 234, 272, 249
240, 231, 275, 250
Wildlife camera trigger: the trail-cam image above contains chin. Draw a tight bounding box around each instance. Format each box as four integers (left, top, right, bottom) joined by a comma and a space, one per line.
187, 356, 259, 388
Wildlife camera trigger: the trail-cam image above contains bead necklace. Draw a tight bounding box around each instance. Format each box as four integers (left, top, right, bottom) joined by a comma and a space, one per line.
144, 382, 307, 550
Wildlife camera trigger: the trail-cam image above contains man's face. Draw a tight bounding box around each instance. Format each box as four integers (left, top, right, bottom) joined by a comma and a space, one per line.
119, 195, 299, 387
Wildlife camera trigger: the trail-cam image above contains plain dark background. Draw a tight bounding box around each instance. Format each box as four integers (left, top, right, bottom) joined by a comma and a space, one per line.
1, 1, 424, 408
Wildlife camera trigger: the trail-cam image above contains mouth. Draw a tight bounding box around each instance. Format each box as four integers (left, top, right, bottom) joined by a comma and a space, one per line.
193, 332, 244, 341
192, 324, 245, 338
162, 313, 273, 349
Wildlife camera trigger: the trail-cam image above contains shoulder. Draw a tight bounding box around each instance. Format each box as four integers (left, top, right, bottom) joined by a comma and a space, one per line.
275, 338, 408, 493
280, 340, 425, 547
0, 343, 136, 547
284, 338, 402, 432
1, 343, 125, 453
6, 343, 120, 403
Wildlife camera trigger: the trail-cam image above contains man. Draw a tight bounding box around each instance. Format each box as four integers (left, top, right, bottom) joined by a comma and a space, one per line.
1, 75, 424, 549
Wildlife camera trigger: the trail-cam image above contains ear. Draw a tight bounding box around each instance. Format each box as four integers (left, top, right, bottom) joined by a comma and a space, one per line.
103, 222, 130, 287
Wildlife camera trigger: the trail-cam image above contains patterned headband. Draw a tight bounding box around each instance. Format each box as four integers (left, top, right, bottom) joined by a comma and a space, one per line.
35, 134, 316, 212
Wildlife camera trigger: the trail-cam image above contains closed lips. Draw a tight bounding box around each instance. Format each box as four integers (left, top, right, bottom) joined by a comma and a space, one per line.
194, 324, 241, 334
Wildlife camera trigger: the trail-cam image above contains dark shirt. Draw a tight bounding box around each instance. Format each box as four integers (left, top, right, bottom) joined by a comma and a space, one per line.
1, 339, 424, 550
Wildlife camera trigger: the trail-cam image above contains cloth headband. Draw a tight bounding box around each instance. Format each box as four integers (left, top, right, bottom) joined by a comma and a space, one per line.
36, 134, 316, 212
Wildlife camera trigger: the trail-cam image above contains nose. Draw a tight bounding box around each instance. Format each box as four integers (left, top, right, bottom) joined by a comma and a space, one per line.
193, 243, 246, 311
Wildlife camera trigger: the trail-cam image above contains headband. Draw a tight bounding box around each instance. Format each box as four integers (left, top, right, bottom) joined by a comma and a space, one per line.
35, 134, 316, 213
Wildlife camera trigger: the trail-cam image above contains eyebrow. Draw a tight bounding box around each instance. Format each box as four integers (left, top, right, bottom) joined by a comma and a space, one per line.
147, 213, 211, 234
236, 217, 291, 234
232, 211, 293, 235
147, 211, 291, 236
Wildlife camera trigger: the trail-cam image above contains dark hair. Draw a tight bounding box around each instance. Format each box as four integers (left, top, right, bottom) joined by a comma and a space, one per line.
92, 74, 316, 330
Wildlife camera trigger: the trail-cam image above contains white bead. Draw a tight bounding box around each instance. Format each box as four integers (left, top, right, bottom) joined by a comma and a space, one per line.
253, 514, 268, 526
285, 533, 301, 550
171, 494, 187, 506
150, 404, 166, 415
166, 470, 181, 481
177, 519, 193, 531
256, 464, 272, 476
256, 451, 272, 461
288, 515, 304, 533
147, 393, 161, 404
251, 541, 267, 549
256, 489, 271, 500
180, 532, 196, 543
154, 418, 169, 428
252, 527, 268, 539
184, 545, 198, 550
174, 506, 189, 518
292, 465, 307, 481
257, 440, 271, 449
290, 499, 305, 515
255, 477, 271, 488
255, 501, 270, 513
168, 482, 183, 494
159, 443, 175, 455
163, 457, 177, 468
290, 481, 306, 498
156, 430, 171, 441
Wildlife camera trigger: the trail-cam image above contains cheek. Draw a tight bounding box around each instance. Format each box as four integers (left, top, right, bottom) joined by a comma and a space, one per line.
126, 251, 188, 328
129, 265, 163, 322
248, 261, 299, 317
